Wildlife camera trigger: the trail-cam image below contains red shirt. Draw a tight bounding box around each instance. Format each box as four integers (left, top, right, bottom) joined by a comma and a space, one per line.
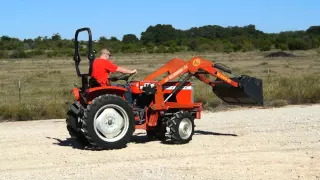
91, 58, 118, 86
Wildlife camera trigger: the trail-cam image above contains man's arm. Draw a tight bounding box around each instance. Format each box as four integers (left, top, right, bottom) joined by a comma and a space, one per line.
104, 60, 137, 74
116, 66, 137, 74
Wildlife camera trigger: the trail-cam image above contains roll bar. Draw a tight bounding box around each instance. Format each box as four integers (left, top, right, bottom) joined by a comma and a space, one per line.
73, 27, 95, 77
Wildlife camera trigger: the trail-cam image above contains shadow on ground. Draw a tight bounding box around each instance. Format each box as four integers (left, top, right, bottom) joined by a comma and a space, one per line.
46, 134, 152, 151
160, 130, 238, 145
46, 137, 93, 150
194, 130, 238, 136
47, 130, 237, 150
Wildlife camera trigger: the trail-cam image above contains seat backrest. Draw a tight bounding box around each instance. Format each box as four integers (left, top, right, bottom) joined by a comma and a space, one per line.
88, 77, 101, 88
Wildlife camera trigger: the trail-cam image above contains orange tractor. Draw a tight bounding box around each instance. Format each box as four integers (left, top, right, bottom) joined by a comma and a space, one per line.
66, 28, 264, 149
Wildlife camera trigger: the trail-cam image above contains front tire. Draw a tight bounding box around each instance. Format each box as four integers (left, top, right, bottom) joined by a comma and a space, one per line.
82, 94, 135, 150
164, 111, 195, 144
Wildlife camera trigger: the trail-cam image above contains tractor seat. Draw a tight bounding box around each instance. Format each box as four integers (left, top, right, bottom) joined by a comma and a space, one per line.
88, 77, 101, 88
89, 77, 122, 88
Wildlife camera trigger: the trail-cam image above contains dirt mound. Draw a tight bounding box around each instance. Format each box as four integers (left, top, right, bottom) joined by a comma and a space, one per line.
265, 51, 296, 58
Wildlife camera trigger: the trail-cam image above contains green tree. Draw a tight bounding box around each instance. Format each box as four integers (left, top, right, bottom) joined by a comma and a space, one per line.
51, 33, 61, 41
288, 38, 308, 50
122, 34, 139, 44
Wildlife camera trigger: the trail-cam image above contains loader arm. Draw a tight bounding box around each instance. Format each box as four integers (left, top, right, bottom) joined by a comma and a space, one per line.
193, 73, 213, 86
149, 57, 242, 110
144, 58, 186, 81
157, 57, 239, 86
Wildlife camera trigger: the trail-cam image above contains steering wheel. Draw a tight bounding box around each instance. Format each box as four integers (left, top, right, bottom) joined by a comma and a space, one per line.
108, 73, 136, 84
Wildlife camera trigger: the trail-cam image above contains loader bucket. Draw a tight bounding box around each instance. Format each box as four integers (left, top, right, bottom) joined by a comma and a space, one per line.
212, 75, 264, 106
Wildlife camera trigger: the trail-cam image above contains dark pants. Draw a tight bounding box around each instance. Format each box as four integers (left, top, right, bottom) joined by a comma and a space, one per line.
111, 83, 133, 105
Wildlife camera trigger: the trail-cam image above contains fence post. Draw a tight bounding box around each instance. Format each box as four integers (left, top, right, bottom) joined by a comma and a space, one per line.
267, 68, 270, 82
19, 78, 21, 103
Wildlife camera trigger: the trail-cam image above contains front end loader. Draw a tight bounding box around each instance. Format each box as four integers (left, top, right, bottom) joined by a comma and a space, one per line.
66, 27, 264, 150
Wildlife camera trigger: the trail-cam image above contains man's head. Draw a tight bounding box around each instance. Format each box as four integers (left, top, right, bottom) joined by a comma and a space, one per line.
99, 48, 111, 60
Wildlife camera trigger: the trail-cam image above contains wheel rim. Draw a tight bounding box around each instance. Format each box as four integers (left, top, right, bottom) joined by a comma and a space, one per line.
93, 104, 129, 142
178, 118, 193, 139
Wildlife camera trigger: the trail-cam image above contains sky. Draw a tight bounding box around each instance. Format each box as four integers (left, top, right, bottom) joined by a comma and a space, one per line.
0, 0, 319, 40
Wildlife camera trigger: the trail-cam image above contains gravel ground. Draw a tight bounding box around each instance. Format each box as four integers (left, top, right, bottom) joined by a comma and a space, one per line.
0, 104, 319, 180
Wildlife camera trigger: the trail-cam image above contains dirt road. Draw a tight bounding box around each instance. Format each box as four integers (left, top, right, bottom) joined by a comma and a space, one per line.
0, 104, 319, 180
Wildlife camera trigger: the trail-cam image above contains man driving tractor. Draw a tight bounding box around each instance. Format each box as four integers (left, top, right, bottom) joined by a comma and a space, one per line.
91, 48, 137, 104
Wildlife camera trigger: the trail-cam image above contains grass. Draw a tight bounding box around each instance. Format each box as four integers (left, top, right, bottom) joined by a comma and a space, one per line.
0, 50, 319, 121
263, 74, 320, 105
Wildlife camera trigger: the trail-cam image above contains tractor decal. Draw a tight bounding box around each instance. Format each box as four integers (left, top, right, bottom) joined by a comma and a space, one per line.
192, 58, 201, 67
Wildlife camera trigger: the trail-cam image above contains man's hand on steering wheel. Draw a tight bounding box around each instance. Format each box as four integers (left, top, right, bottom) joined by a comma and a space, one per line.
127, 69, 137, 82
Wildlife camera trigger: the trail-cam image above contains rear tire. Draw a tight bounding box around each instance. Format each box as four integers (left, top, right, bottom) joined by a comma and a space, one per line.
65, 101, 90, 146
164, 111, 195, 144
82, 94, 135, 150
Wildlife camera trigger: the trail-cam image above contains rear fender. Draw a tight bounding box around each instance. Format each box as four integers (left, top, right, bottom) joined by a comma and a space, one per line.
86, 86, 128, 103
73, 88, 80, 101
